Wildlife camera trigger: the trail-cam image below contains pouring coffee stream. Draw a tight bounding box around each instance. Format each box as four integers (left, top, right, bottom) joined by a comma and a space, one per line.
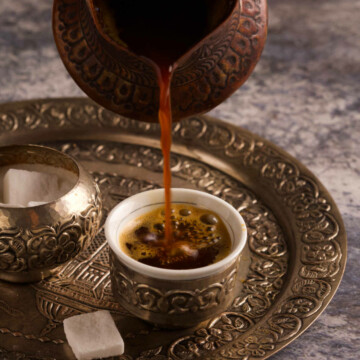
92, 0, 241, 246
158, 67, 173, 244
53, 0, 267, 250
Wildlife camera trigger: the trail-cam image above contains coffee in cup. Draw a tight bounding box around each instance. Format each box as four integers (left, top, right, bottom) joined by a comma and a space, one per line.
119, 204, 231, 270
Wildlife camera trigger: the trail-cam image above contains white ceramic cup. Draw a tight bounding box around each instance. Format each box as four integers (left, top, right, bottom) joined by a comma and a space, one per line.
105, 188, 247, 327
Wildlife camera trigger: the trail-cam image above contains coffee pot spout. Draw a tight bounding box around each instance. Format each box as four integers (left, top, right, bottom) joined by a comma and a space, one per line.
53, 0, 267, 123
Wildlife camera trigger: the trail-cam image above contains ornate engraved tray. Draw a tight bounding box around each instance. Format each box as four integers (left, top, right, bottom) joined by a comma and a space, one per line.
0, 98, 346, 359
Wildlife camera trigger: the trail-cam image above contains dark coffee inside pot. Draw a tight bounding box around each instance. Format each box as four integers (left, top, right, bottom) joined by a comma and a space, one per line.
94, 0, 231, 67
119, 204, 232, 270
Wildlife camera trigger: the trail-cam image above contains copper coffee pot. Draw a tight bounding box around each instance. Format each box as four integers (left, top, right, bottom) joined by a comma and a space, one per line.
53, 0, 267, 123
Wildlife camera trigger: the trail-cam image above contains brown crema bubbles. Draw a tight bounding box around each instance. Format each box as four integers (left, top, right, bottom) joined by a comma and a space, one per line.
119, 204, 232, 270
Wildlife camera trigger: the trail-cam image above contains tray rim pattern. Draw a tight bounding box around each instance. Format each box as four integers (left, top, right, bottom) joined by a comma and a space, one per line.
0, 98, 347, 360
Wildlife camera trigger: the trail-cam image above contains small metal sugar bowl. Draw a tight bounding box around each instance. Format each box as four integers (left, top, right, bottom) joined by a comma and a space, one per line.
0, 145, 102, 283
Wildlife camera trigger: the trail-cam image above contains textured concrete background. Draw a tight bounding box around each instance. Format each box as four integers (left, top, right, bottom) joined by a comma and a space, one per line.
0, 0, 359, 358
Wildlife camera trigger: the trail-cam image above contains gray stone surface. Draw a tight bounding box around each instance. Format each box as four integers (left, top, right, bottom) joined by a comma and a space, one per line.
0, 0, 359, 359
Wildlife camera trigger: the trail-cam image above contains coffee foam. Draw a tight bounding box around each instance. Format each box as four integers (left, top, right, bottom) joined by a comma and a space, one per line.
119, 204, 232, 269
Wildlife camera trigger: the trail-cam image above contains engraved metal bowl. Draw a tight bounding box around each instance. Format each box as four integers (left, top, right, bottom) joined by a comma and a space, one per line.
106, 188, 247, 328
0, 145, 102, 283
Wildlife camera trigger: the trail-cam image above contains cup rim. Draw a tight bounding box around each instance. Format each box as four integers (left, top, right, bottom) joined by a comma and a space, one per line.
105, 188, 247, 280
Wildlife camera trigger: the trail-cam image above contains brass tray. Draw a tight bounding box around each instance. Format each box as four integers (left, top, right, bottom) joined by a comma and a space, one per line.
0, 98, 346, 359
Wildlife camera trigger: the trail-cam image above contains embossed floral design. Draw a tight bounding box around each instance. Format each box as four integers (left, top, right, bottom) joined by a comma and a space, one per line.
173, 341, 200, 360
0, 250, 19, 271
305, 244, 336, 262
171, 332, 226, 360
251, 259, 285, 278
254, 222, 278, 242
292, 279, 331, 301
282, 298, 314, 315
194, 328, 233, 351
212, 313, 254, 334
301, 283, 319, 296
40, 238, 75, 265
170, 313, 253, 359
0, 232, 27, 272
27, 218, 82, 269
236, 336, 275, 357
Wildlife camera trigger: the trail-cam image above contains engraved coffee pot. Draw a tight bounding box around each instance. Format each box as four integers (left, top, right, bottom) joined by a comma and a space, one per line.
53, 0, 267, 123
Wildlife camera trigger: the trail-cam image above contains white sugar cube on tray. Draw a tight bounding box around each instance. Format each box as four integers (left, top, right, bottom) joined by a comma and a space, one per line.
63, 310, 125, 360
